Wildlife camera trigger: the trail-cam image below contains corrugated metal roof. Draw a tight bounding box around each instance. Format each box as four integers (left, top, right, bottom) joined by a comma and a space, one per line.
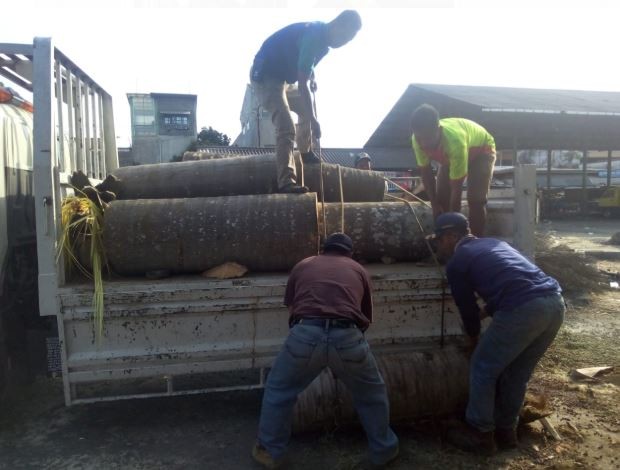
414, 84, 620, 115
365, 84, 620, 150
195, 146, 414, 170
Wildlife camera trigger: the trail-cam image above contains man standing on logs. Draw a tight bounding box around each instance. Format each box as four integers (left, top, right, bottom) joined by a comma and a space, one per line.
252, 233, 399, 469
411, 104, 496, 236
250, 11, 362, 194
431, 212, 565, 454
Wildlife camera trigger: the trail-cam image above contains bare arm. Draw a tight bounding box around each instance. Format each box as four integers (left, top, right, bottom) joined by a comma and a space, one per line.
421, 165, 442, 218
449, 178, 464, 212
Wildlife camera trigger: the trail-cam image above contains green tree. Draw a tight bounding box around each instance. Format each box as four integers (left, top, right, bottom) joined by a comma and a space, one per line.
197, 126, 231, 146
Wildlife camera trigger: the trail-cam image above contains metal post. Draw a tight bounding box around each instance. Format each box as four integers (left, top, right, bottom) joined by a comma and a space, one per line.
33, 37, 59, 315
582, 149, 588, 214
514, 164, 537, 259
101, 92, 118, 172
84, 84, 92, 177
512, 136, 518, 166
97, 92, 106, 177
91, 88, 100, 179
54, 60, 65, 172
546, 149, 552, 189
75, 77, 85, 172
66, 70, 76, 171
607, 150, 613, 188
256, 105, 261, 147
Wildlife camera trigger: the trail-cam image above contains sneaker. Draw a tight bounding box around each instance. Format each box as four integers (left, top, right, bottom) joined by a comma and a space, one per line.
445, 421, 497, 455
278, 183, 309, 194
251, 443, 284, 469
495, 427, 518, 450
301, 151, 321, 164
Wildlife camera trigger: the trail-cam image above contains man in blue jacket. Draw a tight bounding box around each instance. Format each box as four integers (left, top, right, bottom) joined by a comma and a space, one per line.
431, 212, 565, 453
250, 11, 361, 194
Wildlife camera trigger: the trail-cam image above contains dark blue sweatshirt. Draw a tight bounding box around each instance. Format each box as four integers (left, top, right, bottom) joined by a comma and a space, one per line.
446, 237, 561, 337
253, 22, 329, 84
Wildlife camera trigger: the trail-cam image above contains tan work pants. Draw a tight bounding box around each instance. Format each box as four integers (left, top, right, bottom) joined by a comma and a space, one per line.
252, 79, 312, 189
436, 152, 497, 208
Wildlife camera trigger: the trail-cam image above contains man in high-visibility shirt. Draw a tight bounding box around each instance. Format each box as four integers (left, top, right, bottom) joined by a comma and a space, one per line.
411, 104, 496, 236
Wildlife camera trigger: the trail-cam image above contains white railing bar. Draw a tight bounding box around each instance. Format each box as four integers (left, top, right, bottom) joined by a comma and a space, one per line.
66, 70, 77, 172
97, 92, 106, 177
91, 88, 100, 179
54, 60, 66, 173
83, 83, 92, 178
76, 76, 86, 173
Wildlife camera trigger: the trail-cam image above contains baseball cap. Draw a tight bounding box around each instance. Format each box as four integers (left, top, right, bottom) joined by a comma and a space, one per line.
433, 212, 470, 237
354, 152, 371, 166
323, 232, 354, 252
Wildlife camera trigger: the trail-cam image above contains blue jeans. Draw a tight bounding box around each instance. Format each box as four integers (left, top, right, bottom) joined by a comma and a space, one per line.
257, 323, 399, 464
467, 293, 565, 432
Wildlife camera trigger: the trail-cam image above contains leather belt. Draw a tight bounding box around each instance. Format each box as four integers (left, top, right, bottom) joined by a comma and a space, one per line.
293, 317, 358, 329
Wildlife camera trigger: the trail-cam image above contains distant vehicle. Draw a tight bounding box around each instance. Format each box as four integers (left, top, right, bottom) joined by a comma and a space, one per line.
490, 167, 609, 217
592, 186, 620, 218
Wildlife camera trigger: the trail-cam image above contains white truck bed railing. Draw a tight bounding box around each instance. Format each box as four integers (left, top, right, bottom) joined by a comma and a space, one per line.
0, 38, 119, 316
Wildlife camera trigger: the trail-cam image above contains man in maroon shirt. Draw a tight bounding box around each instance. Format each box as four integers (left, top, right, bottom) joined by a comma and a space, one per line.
252, 233, 399, 469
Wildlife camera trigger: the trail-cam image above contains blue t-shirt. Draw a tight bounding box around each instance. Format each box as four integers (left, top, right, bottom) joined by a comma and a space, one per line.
253, 22, 329, 84
446, 237, 561, 337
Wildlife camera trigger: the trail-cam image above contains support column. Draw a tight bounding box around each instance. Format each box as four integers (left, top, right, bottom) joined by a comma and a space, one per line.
607, 150, 613, 188
582, 149, 588, 214
514, 164, 537, 259
546, 149, 552, 189
512, 136, 518, 166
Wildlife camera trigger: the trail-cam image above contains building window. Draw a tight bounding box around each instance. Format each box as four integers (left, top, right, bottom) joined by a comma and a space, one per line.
130, 95, 156, 136
161, 114, 190, 130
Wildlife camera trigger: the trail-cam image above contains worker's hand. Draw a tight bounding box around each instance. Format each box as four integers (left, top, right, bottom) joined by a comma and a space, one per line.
311, 117, 322, 139
310, 79, 318, 92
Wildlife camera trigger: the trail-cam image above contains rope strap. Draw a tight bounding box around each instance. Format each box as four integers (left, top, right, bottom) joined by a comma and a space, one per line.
385, 193, 447, 348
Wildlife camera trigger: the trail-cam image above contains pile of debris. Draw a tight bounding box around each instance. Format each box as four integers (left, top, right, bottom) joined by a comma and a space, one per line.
535, 234, 608, 294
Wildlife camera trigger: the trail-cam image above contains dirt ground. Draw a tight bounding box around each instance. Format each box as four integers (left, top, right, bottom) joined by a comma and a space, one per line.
0, 219, 618, 470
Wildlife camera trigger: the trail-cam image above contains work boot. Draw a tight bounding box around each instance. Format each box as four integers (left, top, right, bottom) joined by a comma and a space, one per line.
301, 150, 321, 164
495, 427, 518, 450
279, 183, 309, 194
445, 421, 497, 455
353, 446, 399, 469
252, 443, 284, 469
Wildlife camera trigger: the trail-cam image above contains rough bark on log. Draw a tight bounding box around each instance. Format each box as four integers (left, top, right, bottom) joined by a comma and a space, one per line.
111, 154, 385, 202
292, 346, 469, 433
103, 194, 319, 275
323, 201, 434, 262
102, 198, 434, 275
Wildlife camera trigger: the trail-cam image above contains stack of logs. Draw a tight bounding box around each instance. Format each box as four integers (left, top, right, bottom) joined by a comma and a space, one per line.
71, 153, 433, 276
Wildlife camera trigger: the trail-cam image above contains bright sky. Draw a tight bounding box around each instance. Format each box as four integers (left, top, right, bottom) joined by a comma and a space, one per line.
4, 1, 620, 148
